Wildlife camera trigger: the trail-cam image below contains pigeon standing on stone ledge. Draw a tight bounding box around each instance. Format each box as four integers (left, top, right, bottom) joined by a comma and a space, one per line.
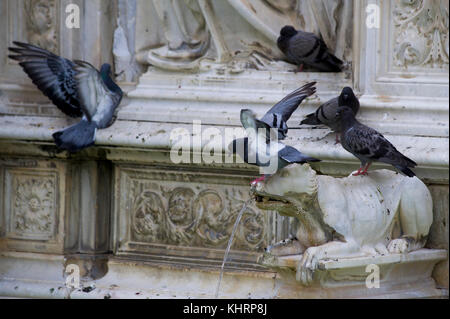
277, 25, 343, 72
300, 87, 359, 143
8, 41, 123, 152
336, 107, 417, 177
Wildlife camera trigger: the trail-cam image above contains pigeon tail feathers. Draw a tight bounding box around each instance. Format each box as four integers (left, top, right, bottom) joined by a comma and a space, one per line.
300, 113, 322, 125
397, 166, 416, 178
52, 119, 97, 152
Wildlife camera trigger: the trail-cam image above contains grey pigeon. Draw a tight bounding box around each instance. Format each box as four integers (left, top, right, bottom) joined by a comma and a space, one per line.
8, 42, 123, 152
260, 81, 316, 139
277, 25, 343, 72
300, 87, 359, 143
229, 109, 320, 184
336, 107, 417, 177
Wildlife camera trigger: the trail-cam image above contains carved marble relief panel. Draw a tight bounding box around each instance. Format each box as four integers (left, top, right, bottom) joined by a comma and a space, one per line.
7, 170, 57, 240
132, 0, 353, 73
380, 0, 449, 77
23, 0, 59, 54
114, 165, 281, 268
0, 159, 66, 253
1, 0, 59, 77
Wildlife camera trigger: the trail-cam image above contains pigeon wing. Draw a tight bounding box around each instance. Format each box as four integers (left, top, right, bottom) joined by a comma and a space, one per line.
261, 81, 316, 128
278, 145, 321, 164
344, 124, 415, 166
286, 31, 319, 64
240, 109, 276, 144
73, 60, 108, 121
8, 41, 82, 117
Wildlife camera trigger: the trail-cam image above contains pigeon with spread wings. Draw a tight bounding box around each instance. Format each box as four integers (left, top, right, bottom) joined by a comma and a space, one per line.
8, 41, 123, 152
8, 41, 82, 117
260, 81, 316, 140
229, 109, 320, 184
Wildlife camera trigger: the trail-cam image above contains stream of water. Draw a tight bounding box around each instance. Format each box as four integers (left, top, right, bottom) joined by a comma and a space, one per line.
214, 198, 253, 298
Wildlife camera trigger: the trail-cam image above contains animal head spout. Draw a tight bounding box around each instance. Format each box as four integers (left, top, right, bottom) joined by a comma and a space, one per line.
256, 163, 318, 197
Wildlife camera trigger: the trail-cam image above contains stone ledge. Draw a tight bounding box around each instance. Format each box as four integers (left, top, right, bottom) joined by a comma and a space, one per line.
265, 249, 447, 270
258, 249, 448, 298
0, 115, 447, 184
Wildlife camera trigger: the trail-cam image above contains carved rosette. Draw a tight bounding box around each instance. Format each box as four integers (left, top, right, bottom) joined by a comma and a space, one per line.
24, 0, 59, 53
393, 0, 449, 70
127, 174, 267, 251
10, 172, 57, 240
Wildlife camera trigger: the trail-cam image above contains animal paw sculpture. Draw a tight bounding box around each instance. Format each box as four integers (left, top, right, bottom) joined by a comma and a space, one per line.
252, 164, 434, 286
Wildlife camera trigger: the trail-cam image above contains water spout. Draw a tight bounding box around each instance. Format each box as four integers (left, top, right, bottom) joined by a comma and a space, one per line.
214, 198, 253, 298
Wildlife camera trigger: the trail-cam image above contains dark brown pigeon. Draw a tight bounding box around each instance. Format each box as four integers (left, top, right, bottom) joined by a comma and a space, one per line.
300, 87, 359, 143
277, 25, 343, 72
336, 107, 417, 177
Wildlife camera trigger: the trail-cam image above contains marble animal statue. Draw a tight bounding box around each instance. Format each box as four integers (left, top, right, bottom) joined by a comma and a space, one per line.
252, 164, 433, 286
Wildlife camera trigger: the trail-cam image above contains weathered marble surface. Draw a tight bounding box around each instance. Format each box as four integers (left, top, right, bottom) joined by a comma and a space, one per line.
0, 0, 448, 298
252, 164, 444, 292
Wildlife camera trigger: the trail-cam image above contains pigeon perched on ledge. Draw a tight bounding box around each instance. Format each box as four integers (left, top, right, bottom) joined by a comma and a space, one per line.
277, 25, 343, 72
229, 109, 320, 184
300, 87, 359, 143
336, 107, 417, 177
8, 41, 123, 152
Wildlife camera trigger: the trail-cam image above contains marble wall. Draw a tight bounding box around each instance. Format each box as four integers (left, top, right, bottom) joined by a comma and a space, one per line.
0, 0, 448, 298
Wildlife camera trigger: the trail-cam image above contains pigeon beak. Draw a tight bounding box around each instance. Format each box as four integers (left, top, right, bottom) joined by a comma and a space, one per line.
343, 94, 349, 100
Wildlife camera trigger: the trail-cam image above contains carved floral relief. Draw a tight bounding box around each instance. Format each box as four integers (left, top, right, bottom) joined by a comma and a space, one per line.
393, 0, 449, 70
8, 171, 57, 240
125, 172, 267, 251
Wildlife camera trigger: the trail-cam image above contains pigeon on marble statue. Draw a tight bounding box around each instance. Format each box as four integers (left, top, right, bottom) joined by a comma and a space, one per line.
8, 41, 123, 152
336, 106, 417, 177
228, 109, 320, 184
300, 87, 359, 143
277, 25, 343, 72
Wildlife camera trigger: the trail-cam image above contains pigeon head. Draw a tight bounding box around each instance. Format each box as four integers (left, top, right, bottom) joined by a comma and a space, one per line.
280, 26, 297, 38
338, 87, 356, 107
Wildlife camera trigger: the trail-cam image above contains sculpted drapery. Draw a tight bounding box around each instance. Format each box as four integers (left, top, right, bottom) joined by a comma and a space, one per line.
133, 0, 353, 72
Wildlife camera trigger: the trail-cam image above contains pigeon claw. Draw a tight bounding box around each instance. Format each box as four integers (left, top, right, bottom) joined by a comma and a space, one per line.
334, 133, 340, 145
352, 163, 371, 176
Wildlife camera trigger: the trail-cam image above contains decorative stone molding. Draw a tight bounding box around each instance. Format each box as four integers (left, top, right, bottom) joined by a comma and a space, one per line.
0, 0, 448, 298
114, 165, 274, 269
0, 159, 66, 253
392, 0, 449, 71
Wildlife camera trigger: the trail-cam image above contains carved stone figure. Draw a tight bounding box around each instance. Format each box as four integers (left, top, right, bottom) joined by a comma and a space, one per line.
24, 0, 58, 53
252, 164, 433, 286
134, 0, 352, 72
